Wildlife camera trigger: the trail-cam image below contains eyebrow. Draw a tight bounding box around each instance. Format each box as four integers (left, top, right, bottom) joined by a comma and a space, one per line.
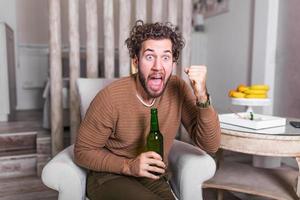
143, 48, 154, 53
143, 48, 172, 54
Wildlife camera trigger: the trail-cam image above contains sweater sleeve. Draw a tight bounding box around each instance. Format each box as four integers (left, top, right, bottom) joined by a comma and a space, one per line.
180, 79, 221, 153
74, 88, 127, 173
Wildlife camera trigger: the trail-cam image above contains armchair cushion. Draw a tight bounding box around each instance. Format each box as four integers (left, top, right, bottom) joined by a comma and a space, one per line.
41, 145, 87, 200
169, 140, 216, 200
76, 78, 116, 119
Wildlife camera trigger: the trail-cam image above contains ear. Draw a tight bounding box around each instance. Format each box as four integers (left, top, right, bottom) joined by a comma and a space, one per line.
132, 56, 138, 66
130, 57, 138, 74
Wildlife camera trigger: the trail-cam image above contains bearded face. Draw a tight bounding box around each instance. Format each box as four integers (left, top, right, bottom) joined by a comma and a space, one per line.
137, 39, 175, 98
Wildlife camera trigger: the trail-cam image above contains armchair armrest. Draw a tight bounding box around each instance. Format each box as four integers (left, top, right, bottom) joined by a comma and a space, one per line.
168, 140, 216, 200
41, 145, 87, 200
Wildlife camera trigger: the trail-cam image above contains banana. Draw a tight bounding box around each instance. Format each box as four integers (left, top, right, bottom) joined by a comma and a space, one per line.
231, 92, 246, 98
245, 94, 267, 99
228, 90, 236, 97
250, 84, 269, 91
244, 89, 267, 95
237, 85, 249, 92
229, 84, 269, 99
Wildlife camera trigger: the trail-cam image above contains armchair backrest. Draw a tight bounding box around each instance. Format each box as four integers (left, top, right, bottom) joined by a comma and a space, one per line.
76, 78, 116, 119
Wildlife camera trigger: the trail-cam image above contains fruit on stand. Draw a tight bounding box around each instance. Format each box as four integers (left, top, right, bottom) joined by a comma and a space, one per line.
237, 84, 249, 92
250, 84, 269, 90
229, 90, 246, 98
229, 84, 269, 99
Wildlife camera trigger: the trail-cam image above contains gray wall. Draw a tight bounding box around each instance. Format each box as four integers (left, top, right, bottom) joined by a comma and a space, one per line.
203, 0, 300, 118
274, 0, 300, 118
204, 0, 253, 113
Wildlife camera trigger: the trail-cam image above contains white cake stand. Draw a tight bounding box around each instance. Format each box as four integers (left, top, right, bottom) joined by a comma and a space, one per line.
231, 98, 272, 113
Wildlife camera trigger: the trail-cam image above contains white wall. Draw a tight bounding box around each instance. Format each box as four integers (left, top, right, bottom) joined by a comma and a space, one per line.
0, 0, 17, 117
15, 0, 104, 109
274, 0, 300, 118
204, 0, 253, 113
0, 0, 16, 30
15, 0, 49, 109
250, 0, 279, 116
16, 0, 121, 47
13, 0, 166, 110
16, 0, 49, 45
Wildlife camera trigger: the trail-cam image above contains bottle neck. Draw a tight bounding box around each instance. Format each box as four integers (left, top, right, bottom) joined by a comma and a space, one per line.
150, 108, 159, 132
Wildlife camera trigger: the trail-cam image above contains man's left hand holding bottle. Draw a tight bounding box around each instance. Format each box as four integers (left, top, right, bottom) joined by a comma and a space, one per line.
121, 151, 165, 179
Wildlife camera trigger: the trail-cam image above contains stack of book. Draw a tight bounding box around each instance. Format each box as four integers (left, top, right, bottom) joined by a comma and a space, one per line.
219, 112, 286, 134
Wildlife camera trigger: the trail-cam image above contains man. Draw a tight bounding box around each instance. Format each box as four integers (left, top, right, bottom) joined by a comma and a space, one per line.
74, 20, 221, 200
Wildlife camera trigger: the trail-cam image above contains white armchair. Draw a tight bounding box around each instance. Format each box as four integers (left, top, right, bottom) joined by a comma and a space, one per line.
41, 78, 216, 200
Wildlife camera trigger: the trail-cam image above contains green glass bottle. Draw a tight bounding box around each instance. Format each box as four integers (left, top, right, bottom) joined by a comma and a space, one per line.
147, 108, 164, 160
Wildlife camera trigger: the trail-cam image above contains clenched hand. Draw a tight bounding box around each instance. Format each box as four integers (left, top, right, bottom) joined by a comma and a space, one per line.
184, 65, 208, 103
122, 151, 166, 179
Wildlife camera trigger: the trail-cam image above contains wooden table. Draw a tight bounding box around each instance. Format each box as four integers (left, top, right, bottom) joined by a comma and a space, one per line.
203, 119, 300, 200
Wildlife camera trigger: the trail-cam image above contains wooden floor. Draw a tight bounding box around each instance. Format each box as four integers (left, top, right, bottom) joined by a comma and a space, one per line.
0, 176, 57, 200
0, 109, 43, 134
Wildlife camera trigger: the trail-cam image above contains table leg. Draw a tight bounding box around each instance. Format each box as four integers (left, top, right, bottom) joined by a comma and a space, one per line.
296, 157, 300, 198
216, 150, 224, 200
216, 149, 224, 169
217, 189, 224, 200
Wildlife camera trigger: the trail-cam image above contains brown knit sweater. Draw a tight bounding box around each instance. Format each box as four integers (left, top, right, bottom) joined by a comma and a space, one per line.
74, 74, 221, 174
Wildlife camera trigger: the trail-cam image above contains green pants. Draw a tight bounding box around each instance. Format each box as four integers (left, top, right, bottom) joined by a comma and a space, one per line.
87, 171, 176, 200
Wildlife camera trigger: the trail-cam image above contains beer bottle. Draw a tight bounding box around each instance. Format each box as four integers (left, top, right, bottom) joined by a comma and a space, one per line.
147, 108, 164, 160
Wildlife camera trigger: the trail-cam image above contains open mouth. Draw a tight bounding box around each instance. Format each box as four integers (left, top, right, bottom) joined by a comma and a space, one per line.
148, 74, 164, 92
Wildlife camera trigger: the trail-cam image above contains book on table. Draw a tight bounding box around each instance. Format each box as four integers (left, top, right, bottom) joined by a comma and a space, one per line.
219, 112, 286, 130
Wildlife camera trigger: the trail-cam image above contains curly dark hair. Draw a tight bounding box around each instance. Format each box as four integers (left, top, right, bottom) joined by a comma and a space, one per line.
125, 20, 185, 63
